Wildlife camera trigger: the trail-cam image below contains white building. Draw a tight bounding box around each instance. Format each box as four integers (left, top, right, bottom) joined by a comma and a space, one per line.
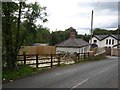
55, 27, 90, 54
90, 35, 120, 48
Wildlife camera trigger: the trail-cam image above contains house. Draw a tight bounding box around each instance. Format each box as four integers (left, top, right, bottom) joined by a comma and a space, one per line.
55, 27, 90, 54
112, 43, 120, 48
90, 34, 120, 55
90, 34, 120, 48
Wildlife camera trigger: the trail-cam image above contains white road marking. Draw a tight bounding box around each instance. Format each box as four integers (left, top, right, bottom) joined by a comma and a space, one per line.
70, 64, 117, 89
70, 79, 88, 90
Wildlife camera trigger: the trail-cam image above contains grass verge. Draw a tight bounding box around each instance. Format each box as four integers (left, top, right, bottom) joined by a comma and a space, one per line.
3, 65, 39, 83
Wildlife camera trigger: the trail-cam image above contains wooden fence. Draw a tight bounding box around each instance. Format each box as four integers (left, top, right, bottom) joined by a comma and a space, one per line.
19, 46, 56, 55
17, 53, 90, 68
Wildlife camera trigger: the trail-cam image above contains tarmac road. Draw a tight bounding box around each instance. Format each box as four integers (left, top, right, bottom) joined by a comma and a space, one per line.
3, 56, 118, 88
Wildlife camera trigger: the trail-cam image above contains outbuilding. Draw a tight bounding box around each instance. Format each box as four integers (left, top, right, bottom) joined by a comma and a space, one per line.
55, 27, 90, 54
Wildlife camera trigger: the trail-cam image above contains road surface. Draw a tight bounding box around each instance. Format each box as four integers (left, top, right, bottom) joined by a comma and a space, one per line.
3, 56, 118, 88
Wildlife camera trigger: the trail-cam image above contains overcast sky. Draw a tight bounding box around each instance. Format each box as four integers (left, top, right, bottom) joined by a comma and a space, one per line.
28, 0, 119, 34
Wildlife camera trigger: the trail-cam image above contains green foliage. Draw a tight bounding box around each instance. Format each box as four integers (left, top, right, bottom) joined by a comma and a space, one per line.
93, 28, 118, 35
77, 34, 90, 42
34, 27, 50, 43
2, 65, 37, 82
50, 30, 69, 45
50, 31, 62, 45
84, 53, 106, 61
2, 1, 48, 69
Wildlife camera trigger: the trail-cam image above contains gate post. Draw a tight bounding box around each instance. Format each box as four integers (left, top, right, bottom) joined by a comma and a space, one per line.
23, 52, 26, 65
51, 54, 53, 67
36, 54, 38, 68
77, 53, 80, 61
57, 54, 60, 66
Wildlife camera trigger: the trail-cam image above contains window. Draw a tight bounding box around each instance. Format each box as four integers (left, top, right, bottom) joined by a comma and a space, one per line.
112, 39, 114, 45
94, 40, 97, 43
109, 39, 111, 45
106, 39, 108, 45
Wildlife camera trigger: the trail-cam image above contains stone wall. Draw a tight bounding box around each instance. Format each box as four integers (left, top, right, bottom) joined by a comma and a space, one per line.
111, 48, 120, 56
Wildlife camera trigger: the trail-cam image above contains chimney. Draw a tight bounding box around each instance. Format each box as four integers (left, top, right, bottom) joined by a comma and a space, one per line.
68, 27, 77, 38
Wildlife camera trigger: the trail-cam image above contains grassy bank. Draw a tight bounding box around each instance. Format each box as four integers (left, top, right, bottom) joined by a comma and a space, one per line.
3, 65, 38, 83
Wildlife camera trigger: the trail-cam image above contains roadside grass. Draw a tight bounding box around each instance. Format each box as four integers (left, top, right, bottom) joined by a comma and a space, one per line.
2, 65, 62, 83
3, 54, 106, 83
2, 65, 40, 83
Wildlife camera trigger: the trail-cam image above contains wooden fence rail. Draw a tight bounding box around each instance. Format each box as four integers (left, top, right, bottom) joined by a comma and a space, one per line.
17, 53, 89, 68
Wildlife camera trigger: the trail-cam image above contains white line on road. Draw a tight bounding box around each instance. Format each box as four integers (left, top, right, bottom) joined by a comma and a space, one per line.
69, 63, 117, 89
70, 79, 89, 90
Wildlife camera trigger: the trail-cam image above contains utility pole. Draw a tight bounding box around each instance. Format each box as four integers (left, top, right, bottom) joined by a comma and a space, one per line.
90, 10, 94, 49
118, 2, 120, 57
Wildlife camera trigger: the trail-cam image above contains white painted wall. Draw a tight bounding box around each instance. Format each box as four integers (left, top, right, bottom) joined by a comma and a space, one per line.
101, 36, 117, 48
89, 37, 101, 47
56, 46, 89, 54
90, 36, 118, 48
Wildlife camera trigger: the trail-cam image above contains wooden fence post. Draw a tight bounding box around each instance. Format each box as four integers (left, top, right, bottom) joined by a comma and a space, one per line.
88, 52, 91, 60
84, 53, 86, 60
36, 54, 38, 68
23, 52, 26, 65
58, 54, 60, 66
77, 53, 80, 61
51, 54, 53, 67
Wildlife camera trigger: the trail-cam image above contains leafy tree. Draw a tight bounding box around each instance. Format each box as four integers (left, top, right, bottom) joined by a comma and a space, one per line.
50, 31, 62, 46
34, 26, 50, 43
2, 2, 19, 69
49, 30, 69, 46
2, 1, 47, 69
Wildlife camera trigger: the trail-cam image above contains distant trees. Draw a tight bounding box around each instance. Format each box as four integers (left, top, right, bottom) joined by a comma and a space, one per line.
34, 26, 50, 43
93, 28, 118, 35
50, 30, 69, 45
77, 34, 90, 42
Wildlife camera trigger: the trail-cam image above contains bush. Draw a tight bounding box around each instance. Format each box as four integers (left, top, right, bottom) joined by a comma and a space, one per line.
85, 52, 106, 61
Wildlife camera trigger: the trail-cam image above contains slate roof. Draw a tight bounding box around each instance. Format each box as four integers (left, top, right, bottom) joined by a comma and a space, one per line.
111, 35, 120, 40
55, 38, 89, 48
94, 34, 120, 41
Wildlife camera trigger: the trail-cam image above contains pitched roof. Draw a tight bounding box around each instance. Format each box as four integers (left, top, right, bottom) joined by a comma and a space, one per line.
94, 34, 120, 41
111, 35, 120, 40
55, 38, 89, 48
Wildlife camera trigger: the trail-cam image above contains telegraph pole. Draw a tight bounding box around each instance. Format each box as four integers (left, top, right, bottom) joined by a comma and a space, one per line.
90, 10, 94, 48
118, 2, 120, 57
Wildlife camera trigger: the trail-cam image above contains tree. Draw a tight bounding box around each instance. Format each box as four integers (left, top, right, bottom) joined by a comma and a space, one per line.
50, 32, 61, 46
2, 1, 48, 69
34, 26, 50, 43
2, 2, 19, 69
93, 28, 119, 35
49, 30, 69, 46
